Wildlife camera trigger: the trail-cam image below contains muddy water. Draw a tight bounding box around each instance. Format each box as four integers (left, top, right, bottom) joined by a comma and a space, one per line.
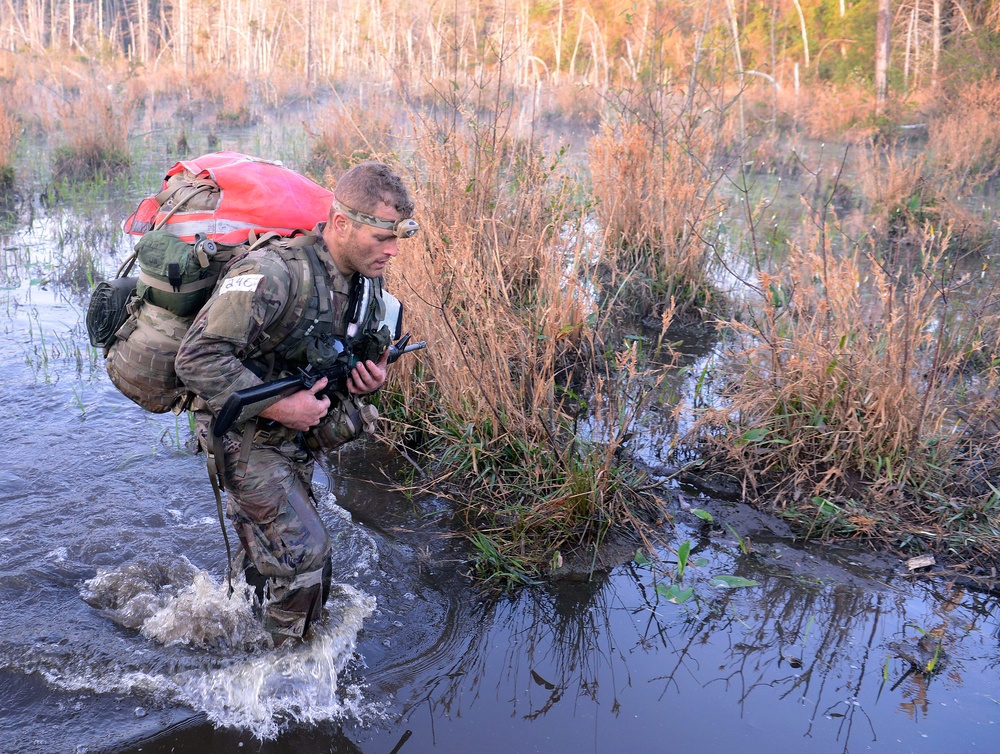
1, 195, 998, 754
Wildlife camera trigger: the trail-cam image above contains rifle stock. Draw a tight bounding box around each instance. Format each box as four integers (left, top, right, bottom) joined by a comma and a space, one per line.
213, 337, 426, 437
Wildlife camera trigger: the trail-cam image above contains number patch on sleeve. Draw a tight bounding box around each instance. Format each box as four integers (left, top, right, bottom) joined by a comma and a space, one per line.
218, 274, 264, 294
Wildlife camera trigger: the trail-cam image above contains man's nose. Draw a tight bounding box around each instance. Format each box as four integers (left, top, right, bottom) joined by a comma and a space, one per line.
385, 239, 399, 257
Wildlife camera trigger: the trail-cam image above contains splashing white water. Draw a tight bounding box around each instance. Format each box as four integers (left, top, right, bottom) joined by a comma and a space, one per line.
172, 584, 377, 738
77, 555, 379, 739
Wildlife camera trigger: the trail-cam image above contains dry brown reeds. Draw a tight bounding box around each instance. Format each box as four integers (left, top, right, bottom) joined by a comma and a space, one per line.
381, 108, 666, 583
0, 95, 18, 194
305, 94, 398, 180
798, 83, 875, 142
688, 221, 1000, 565
51, 76, 135, 183
588, 119, 723, 321
928, 75, 1000, 190
856, 137, 992, 255
855, 138, 929, 243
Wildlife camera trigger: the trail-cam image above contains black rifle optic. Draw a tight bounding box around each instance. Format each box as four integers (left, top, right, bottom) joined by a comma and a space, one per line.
213, 334, 426, 437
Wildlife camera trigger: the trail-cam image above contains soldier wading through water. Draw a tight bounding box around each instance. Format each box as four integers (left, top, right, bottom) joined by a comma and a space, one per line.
175, 161, 417, 645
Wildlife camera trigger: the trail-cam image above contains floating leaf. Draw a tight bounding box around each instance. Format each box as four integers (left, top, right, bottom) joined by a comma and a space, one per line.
690, 508, 714, 523
711, 575, 759, 588
634, 549, 650, 566
656, 583, 694, 603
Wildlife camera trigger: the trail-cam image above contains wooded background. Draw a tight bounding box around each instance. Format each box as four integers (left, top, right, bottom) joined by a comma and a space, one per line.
2, 1, 995, 105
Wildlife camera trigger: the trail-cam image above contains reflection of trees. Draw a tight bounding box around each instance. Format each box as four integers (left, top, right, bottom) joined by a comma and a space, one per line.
894, 583, 999, 721
391, 551, 999, 751
398, 575, 626, 726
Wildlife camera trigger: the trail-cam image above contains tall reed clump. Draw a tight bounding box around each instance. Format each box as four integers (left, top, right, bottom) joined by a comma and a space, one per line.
686, 219, 1000, 567
380, 107, 667, 586
304, 95, 397, 181
928, 74, 1000, 190
857, 139, 991, 256
0, 95, 17, 195
588, 116, 723, 324
52, 77, 135, 183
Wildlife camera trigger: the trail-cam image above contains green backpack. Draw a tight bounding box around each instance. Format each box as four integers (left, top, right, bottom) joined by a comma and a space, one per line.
87, 229, 245, 413
133, 230, 227, 317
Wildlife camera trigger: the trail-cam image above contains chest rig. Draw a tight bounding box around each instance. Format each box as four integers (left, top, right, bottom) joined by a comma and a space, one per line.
241, 230, 387, 379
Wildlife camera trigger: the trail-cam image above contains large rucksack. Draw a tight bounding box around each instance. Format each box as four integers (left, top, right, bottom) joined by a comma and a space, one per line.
87, 152, 335, 413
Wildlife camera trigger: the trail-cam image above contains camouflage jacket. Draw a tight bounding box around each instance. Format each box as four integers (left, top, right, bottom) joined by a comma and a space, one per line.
175, 224, 364, 425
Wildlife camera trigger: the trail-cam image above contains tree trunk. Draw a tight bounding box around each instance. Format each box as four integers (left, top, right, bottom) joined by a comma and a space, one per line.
932, 0, 941, 87
791, 0, 810, 68
875, 0, 891, 113
726, 0, 746, 141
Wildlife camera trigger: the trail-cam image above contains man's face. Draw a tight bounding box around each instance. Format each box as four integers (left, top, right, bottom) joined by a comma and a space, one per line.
324, 201, 401, 278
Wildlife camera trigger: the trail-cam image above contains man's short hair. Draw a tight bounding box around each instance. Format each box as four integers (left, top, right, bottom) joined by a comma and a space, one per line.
333, 161, 414, 220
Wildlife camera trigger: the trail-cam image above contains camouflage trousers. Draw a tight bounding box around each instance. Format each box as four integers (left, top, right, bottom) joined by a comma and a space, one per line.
196, 414, 332, 641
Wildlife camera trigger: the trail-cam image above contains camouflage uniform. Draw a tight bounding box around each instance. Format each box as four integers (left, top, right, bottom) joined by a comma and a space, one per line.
175, 224, 374, 641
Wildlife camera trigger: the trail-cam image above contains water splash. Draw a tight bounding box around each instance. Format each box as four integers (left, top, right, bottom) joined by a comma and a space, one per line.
172, 584, 377, 739
76, 554, 378, 739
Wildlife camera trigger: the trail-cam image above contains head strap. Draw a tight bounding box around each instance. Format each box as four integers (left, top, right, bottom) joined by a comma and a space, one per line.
333, 198, 419, 238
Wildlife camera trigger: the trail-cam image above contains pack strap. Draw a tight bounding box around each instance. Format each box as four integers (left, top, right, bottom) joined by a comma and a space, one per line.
137, 271, 218, 294
153, 182, 216, 230
206, 418, 236, 597
206, 351, 273, 597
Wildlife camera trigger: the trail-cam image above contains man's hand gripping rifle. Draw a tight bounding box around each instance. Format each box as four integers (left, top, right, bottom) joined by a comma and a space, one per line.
213, 334, 426, 437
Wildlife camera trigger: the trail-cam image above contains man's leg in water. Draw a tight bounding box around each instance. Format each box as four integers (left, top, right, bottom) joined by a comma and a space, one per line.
222, 438, 332, 642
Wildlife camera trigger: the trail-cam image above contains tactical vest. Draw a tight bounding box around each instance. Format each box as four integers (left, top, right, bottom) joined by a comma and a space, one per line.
240, 231, 391, 380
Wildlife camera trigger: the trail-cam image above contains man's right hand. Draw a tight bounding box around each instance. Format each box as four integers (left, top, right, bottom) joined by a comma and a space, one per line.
258, 377, 331, 431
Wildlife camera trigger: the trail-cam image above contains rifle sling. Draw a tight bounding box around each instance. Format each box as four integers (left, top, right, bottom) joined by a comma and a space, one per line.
206, 417, 236, 597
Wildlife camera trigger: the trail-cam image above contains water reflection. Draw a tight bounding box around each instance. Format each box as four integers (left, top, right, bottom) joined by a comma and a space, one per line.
377, 540, 999, 753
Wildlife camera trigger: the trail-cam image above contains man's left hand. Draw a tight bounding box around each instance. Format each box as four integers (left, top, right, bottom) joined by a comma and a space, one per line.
347, 349, 390, 395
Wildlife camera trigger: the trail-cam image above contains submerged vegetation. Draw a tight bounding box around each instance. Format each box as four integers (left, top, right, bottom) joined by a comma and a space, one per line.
3, 0, 1000, 585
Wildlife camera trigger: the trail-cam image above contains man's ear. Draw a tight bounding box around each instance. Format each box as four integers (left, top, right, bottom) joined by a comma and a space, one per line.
329, 208, 351, 234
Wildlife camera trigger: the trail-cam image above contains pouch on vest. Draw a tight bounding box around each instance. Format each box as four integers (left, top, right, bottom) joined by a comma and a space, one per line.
106, 302, 194, 413
135, 230, 226, 317
304, 396, 379, 455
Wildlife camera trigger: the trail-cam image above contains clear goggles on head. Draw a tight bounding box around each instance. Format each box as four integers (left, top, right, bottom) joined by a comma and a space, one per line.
333, 199, 419, 238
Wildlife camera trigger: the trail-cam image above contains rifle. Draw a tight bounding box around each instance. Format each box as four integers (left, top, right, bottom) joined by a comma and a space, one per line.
213, 334, 426, 437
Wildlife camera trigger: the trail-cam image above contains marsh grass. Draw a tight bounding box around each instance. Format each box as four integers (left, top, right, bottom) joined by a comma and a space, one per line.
797, 83, 877, 142
0, 96, 17, 195
305, 95, 398, 180
377, 68, 670, 582
51, 78, 135, 183
928, 75, 1000, 190
857, 139, 993, 256
687, 217, 1000, 566
588, 118, 725, 322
